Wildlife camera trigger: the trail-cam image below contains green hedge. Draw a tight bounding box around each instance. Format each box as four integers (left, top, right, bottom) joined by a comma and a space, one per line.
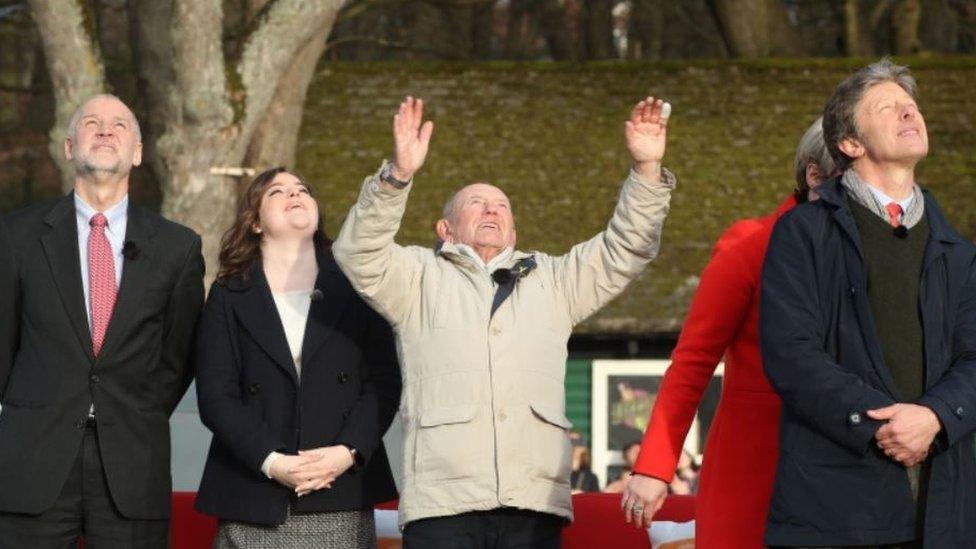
298, 58, 976, 334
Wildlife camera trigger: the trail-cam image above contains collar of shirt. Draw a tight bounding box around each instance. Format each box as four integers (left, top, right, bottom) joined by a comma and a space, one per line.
75, 192, 129, 239
453, 244, 514, 272
865, 184, 914, 212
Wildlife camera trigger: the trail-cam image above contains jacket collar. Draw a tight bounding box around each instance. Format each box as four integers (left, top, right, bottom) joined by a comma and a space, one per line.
437, 241, 533, 271
40, 192, 159, 363
224, 250, 352, 384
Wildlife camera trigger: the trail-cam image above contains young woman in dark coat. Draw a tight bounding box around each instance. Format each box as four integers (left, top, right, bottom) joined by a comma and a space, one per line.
194, 167, 400, 548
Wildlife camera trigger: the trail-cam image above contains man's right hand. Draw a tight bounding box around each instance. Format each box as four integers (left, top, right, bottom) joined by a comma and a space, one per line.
390, 96, 434, 183
268, 454, 321, 490
621, 473, 669, 529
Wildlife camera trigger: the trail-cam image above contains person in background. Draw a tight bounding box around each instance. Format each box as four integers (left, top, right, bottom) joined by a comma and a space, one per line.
569, 431, 600, 494
193, 167, 400, 549
605, 441, 642, 493
620, 117, 835, 547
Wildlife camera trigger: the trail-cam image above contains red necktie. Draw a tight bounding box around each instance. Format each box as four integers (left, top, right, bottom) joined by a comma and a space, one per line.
885, 202, 903, 228
89, 213, 117, 356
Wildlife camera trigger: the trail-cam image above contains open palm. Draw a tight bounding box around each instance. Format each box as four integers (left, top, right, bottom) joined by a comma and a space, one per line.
625, 97, 670, 165
392, 96, 434, 181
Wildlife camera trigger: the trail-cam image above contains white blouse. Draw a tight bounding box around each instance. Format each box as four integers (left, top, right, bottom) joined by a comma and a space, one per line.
271, 289, 313, 378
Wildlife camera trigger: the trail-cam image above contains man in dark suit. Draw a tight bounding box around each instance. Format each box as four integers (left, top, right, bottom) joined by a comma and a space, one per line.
0, 94, 204, 548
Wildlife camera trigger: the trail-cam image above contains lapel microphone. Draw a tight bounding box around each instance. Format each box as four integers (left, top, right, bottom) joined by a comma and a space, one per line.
893, 225, 908, 239
122, 240, 141, 260
310, 289, 324, 301
491, 257, 538, 285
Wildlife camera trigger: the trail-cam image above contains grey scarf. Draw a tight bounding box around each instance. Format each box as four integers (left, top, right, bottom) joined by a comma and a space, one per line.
841, 170, 924, 228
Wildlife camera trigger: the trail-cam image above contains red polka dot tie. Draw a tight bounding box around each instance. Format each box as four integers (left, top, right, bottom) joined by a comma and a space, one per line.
885, 202, 903, 228
89, 213, 117, 356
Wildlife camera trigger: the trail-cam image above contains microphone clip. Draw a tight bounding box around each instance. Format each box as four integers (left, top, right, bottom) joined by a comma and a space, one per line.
122, 240, 141, 260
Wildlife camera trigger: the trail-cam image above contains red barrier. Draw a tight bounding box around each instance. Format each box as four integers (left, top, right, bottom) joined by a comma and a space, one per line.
77, 491, 694, 548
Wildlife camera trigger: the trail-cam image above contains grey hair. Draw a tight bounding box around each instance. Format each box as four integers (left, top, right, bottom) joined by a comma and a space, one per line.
822, 58, 917, 171
793, 116, 835, 200
66, 93, 142, 142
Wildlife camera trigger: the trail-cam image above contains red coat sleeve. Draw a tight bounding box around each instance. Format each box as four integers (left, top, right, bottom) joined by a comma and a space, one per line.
632, 221, 761, 482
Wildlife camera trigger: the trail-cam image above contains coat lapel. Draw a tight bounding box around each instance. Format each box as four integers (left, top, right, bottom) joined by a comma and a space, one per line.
231, 264, 300, 385
40, 193, 94, 363
96, 203, 158, 361
300, 254, 353, 367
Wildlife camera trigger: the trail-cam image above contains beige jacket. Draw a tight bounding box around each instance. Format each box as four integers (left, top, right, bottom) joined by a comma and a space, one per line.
333, 163, 676, 527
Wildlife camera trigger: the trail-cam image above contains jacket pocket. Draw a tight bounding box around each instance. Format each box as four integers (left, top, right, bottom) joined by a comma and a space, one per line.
527, 402, 573, 483
415, 405, 481, 482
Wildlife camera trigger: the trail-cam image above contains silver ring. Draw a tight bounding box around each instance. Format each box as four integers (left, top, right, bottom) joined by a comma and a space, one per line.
632, 505, 644, 513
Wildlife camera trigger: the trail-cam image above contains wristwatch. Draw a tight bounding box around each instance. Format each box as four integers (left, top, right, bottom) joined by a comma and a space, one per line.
379, 163, 411, 189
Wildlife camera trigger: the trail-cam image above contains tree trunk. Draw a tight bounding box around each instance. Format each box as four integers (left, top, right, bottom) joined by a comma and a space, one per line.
245, 24, 331, 171
538, 0, 575, 60
28, 0, 106, 191
628, 0, 664, 59
892, 0, 922, 54
32, 0, 345, 282
707, 0, 799, 57
579, 0, 615, 59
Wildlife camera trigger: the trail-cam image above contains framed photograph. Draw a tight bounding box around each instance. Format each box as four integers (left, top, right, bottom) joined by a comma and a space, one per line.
590, 359, 724, 489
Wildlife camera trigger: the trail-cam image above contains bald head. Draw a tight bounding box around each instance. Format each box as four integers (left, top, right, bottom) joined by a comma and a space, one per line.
67, 94, 141, 142
436, 183, 517, 263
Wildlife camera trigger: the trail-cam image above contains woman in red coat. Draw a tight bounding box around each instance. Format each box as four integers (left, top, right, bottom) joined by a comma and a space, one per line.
620, 118, 836, 548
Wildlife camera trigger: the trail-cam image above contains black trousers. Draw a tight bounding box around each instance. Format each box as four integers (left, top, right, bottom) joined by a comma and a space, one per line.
403, 508, 564, 549
0, 421, 169, 549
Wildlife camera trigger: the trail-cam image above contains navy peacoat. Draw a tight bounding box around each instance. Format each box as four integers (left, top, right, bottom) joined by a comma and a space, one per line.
194, 253, 400, 526
760, 178, 976, 548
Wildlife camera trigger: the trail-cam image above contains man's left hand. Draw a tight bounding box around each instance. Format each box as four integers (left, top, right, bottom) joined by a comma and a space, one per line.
290, 445, 356, 496
867, 403, 941, 467
625, 97, 670, 181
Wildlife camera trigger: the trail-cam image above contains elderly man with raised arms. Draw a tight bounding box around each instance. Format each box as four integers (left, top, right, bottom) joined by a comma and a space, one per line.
333, 96, 676, 548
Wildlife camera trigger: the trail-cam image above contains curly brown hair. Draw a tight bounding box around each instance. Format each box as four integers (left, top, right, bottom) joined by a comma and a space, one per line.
216, 167, 330, 283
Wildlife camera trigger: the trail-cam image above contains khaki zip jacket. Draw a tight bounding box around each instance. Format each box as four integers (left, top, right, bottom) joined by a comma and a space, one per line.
333, 163, 676, 527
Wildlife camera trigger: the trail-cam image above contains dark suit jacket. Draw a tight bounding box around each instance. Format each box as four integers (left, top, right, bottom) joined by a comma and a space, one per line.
194, 255, 400, 526
0, 193, 205, 519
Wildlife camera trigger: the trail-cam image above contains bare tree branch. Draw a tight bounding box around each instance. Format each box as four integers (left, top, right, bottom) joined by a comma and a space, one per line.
236, 0, 343, 147
172, 0, 232, 128
28, 0, 106, 190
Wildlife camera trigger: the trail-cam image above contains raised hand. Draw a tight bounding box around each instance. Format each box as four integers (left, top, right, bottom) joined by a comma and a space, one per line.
391, 96, 434, 182
625, 97, 671, 180
621, 473, 669, 529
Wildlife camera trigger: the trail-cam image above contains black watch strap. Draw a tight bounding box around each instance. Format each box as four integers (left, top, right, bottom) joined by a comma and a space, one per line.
380, 163, 411, 189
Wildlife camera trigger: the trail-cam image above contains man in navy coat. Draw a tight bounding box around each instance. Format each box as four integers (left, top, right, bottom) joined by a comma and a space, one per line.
761, 60, 976, 547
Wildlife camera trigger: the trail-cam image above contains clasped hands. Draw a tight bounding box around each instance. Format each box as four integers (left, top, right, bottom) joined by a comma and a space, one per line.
867, 403, 941, 468
268, 445, 355, 497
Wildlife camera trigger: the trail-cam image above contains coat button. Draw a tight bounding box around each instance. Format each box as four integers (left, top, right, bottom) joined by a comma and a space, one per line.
956, 406, 965, 418
338, 372, 349, 384
342, 410, 351, 419
848, 286, 857, 298
848, 412, 862, 425
247, 383, 260, 395
75, 419, 85, 429
90, 374, 100, 384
